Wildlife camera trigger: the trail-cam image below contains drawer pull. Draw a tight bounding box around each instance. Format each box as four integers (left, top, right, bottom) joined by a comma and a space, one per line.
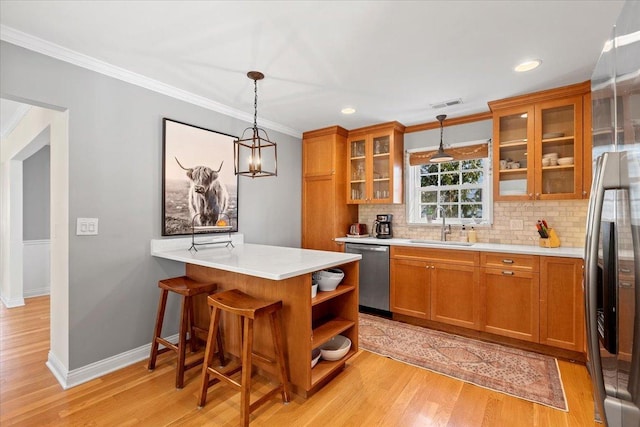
620, 282, 633, 288
620, 268, 632, 273
502, 271, 515, 276
502, 259, 514, 264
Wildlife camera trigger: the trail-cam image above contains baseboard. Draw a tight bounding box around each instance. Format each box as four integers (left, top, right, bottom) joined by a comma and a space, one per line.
24, 288, 50, 298
0, 295, 25, 308
47, 333, 179, 389
46, 351, 69, 389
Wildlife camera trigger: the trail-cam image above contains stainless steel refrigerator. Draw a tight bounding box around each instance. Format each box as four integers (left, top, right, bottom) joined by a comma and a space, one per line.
585, 1, 640, 426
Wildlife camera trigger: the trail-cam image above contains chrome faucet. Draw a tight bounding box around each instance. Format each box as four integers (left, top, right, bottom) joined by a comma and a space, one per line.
438, 206, 451, 241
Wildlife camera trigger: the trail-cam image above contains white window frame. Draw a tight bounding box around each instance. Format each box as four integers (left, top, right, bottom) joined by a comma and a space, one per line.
406, 140, 493, 226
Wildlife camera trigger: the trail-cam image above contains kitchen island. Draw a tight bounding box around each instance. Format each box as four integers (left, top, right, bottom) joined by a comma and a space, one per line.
151, 236, 361, 397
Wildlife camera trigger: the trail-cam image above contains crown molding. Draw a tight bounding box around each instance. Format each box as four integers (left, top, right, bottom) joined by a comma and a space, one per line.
0, 25, 301, 138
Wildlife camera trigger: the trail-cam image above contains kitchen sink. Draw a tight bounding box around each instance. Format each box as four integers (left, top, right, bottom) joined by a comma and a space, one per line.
408, 239, 475, 247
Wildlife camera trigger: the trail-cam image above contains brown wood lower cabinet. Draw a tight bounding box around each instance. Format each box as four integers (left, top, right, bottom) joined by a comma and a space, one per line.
431, 263, 480, 330
539, 257, 585, 352
390, 246, 585, 354
481, 268, 540, 342
390, 258, 430, 318
390, 247, 480, 330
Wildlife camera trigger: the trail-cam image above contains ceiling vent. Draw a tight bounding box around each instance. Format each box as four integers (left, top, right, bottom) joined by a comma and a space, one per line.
430, 98, 463, 109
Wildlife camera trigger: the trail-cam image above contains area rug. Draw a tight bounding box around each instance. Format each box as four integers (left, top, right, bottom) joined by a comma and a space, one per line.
358, 313, 568, 411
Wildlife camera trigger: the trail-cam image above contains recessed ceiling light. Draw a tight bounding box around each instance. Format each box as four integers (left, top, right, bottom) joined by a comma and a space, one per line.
341, 107, 356, 115
514, 59, 542, 72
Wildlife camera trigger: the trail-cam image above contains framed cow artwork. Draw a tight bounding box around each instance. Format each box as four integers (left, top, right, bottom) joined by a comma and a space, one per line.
162, 118, 239, 236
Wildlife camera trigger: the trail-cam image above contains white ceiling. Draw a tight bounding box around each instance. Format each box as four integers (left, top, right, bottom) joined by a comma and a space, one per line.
0, 1, 625, 138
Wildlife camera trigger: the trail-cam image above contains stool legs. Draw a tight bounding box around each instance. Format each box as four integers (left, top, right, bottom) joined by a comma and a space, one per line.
148, 289, 169, 371
269, 311, 291, 403
198, 294, 290, 427
198, 306, 223, 407
175, 295, 190, 389
240, 317, 254, 426
149, 288, 225, 390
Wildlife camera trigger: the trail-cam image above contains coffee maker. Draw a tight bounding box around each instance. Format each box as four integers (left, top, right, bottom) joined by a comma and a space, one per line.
373, 214, 393, 239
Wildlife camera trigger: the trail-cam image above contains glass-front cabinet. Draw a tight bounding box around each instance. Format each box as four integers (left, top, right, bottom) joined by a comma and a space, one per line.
490, 84, 589, 201
347, 122, 404, 204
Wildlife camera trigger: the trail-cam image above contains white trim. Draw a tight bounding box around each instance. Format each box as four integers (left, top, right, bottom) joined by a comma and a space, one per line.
0, 103, 31, 140
0, 25, 301, 139
47, 334, 179, 390
45, 350, 68, 389
0, 295, 25, 308
24, 287, 50, 298
23, 238, 51, 246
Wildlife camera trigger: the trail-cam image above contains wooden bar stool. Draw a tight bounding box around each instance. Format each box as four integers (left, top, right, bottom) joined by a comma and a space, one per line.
198, 289, 290, 426
148, 276, 225, 389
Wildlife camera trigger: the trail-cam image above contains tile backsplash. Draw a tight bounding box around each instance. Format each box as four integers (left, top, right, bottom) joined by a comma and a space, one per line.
359, 199, 588, 248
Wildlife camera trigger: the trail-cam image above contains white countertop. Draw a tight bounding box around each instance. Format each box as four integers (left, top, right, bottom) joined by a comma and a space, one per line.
335, 236, 584, 258
151, 236, 361, 280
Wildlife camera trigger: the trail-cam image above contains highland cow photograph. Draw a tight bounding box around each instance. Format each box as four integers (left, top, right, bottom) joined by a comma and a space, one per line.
162, 118, 238, 236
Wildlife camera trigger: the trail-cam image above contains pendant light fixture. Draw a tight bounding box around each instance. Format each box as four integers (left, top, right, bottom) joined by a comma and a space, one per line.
430, 114, 454, 163
234, 71, 277, 178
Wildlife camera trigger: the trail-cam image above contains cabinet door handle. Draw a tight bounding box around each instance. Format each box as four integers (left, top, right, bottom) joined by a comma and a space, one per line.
535, 193, 540, 199
502, 271, 515, 276
502, 259, 514, 264
620, 282, 633, 288
620, 268, 632, 273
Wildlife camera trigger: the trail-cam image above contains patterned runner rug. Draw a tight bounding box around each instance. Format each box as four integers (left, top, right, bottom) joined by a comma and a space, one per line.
359, 313, 568, 411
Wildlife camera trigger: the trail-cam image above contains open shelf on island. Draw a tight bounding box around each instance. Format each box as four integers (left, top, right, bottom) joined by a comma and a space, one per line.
312, 284, 356, 306
310, 348, 357, 387
312, 317, 355, 347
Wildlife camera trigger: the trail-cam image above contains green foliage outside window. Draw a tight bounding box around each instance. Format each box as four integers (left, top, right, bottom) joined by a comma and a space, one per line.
416, 159, 485, 221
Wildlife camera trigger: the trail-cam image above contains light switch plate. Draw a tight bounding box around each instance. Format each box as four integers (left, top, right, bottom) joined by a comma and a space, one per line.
77, 218, 99, 235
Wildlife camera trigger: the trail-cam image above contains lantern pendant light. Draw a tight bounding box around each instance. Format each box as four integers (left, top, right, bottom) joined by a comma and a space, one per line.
430, 114, 454, 163
234, 71, 278, 178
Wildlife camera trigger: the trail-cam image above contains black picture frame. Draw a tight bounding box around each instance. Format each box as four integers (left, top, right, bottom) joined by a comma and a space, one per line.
162, 118, 239, 236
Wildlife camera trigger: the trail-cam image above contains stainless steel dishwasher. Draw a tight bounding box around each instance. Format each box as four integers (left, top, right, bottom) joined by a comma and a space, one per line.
345, 242, 390, 312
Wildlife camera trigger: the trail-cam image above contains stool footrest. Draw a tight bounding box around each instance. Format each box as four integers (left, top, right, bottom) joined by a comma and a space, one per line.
251, 350, 276, 367
250, 385, 288, 413
156, 338, 178, 352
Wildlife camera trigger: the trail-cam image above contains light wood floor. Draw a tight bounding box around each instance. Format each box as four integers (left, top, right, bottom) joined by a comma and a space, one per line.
1, 296, 600, 426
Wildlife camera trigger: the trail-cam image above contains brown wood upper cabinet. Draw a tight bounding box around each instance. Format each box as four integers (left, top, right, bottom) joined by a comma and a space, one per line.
489, 81, 592, 201
346, 121, 405, 204
302, 126, 357, 251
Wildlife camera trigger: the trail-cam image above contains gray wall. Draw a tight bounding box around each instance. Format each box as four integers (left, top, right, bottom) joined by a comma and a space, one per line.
23, 139, 50, 240
1, 41, 302, 369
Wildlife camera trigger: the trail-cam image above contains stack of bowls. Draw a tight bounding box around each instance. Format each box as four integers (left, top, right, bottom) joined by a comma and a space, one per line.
542, 152, 558, 166
313, 269, 345, 291
557, 156, 574, 166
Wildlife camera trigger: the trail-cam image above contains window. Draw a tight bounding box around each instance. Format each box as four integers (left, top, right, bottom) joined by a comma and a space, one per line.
407, 158, 492, 225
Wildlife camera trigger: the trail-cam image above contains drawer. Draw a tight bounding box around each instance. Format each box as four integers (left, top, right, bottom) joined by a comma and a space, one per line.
481, 252, 539, 272
391, 246, 479, 266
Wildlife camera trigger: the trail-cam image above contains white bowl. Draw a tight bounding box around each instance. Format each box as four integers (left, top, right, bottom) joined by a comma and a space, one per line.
314, 269, 344, 291
542, 152, 558, 159
319, 335, 351, 361
542, 158, 550, 167
557, 157, 574, 165
311, 284, 318, 298
311, 348, 321, 368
